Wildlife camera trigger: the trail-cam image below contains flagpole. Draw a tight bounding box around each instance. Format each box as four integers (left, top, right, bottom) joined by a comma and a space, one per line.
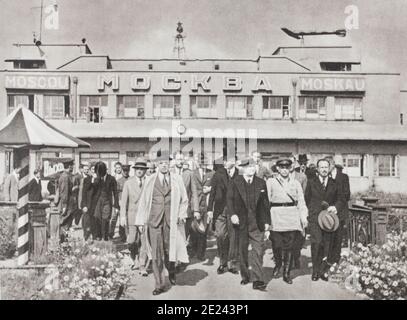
39, 0, 44, 41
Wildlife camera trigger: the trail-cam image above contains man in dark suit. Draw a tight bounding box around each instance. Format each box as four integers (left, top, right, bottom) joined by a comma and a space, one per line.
58, 160, 74, 242
87, 161, 119, 241
326, 156, 351, 265
227, 158, 271, 291
207, 155, 239, 275
28, 169, 43, 202
190, 153, 213, 261
304, 158, 345, 281
81, 164, 94, 240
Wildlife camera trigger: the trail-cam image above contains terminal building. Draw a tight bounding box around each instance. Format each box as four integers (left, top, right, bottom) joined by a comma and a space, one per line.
1, 40, 407, 193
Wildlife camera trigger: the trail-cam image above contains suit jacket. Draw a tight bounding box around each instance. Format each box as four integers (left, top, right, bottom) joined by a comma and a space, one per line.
207, 166, 239, 220
120, 176, 145, 226
292, 171, 308, 192
57, 171, 73, 212
226, 175, 270, 232
87, 174, 119, 217
81, 175, 93, 210
28, 178, 42, 202
331, 167, 350, 220
191, 168, 213, 213
3, 173, 18, 202
304, 176, 345, 223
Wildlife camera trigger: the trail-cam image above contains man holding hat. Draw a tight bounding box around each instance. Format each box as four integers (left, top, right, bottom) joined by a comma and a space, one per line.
227, 157, 270, 291
189, 152, 213, 261
267, 158, 308, 284
304, 158, 345, 281
135, 150, 189, 295
120, 158, 150, 275
325, 155, 351, 265
110, 164, 130, 240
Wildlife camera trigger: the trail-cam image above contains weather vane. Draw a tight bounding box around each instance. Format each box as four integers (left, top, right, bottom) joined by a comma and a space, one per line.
173, 21, 186, 59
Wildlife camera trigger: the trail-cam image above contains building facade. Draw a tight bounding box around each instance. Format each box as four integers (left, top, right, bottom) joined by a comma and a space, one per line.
1, 43, 407, 194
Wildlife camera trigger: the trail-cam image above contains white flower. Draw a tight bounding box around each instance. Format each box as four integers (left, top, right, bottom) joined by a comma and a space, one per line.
392, 281, 398, 287
63, 275, 70, 282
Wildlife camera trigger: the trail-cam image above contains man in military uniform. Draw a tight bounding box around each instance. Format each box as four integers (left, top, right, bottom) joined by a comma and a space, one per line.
267, 158, 308, 284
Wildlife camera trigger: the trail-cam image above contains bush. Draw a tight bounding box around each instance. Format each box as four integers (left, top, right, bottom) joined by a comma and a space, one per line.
331, 232, 407, 300
0, 216, 16, 260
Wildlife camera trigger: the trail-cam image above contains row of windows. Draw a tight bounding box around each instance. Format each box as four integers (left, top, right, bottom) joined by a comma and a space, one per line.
8, 94, 363, 122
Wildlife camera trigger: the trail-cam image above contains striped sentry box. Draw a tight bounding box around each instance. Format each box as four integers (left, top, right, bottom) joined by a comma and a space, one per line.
17, 148, 30, 266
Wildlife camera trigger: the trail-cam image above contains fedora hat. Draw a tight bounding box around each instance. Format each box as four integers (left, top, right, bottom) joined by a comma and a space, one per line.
132, 157, 148, 169
318, 209, 340, 233
298, 154, 308, 164
191, 218, 206, 235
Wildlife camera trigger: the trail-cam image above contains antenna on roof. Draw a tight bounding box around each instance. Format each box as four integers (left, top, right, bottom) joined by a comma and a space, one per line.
173, 21, 186, 59
281, 28, 346, 46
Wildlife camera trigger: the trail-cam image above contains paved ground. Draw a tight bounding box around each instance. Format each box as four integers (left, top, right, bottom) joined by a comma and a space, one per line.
122, 238, 363, 300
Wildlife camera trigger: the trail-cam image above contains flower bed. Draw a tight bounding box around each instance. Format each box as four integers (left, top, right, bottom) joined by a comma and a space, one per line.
330, 232, 407, 300
0, 215, 16, 260
1, 231, 131, 300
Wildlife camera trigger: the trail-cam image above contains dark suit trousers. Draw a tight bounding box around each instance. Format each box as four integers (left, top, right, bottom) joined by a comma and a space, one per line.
328, 222, 345, 264
186, 217, 208, 259
239, 228, 265, 283
148, 222, 176, 290
214, 211, 230, 267
94, 217, 110, 241
82, 212, 94, 241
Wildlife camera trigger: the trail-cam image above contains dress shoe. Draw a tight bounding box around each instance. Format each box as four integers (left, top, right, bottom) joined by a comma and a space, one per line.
272, 266, 281, 278
240, 279, 250, 285
169, 274, 176, 285
320, 272, 329, 282
217, 265, 227, 274
311, 272, 319, 281
228, 267, 238, 274
283, 271, 293, 284
152, 289, 163, 296
139, 270, 148, 277
253, 281, 267, 291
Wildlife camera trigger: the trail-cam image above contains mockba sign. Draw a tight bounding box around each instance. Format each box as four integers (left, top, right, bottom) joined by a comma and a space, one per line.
97, 74, 275, 92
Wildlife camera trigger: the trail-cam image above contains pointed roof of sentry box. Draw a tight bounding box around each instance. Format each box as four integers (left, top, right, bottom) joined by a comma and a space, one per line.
0, 106, 90, 148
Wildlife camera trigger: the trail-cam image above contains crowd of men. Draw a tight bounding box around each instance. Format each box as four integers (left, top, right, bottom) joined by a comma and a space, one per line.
2, 151, 350, 296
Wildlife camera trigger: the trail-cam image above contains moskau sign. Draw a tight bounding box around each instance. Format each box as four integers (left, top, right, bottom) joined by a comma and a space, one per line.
5, 74, 70, 90
300, 77, 365, 91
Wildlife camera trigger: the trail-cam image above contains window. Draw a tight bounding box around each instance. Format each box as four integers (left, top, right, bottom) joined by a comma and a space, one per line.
342, 154, 365, 177
374, 155, 399, 177
334, 97, 363, 120
13, 60, 46, 69
80, 152, 119, 175
43, 95, 70, 119
226, 96, 253, 118
299, 96, 326, 119
7, 94, 34, 114
79, 95, 108, 123
117, 95, 144, 118
262, 96, 290, 119
190, 96, 217, 118
320, 62, 353, 71
153, 96, 181, 118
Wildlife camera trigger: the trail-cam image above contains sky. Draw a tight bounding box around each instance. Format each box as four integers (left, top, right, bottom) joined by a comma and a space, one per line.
0, 0, 406, 82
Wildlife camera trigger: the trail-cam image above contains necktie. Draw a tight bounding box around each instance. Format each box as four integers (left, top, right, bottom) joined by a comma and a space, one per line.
163, 174, 168, 187
321, 177, 326, 189
139, 178, 143, 188
247, 178, 252, 184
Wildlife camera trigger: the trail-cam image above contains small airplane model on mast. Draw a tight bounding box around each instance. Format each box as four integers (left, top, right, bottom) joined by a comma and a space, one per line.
281, 28, 346, 45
